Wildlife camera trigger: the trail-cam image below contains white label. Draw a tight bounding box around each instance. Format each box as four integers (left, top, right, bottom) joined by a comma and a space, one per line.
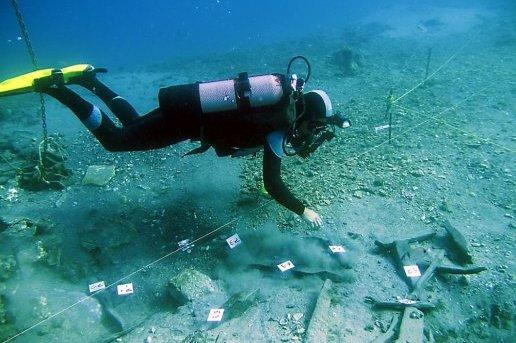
207, 308, 224, 322
89, 281, 106, 293
277, 260, 295, 272
398, 298, 417, 305
329, 245, 346, 253
226, 234, 242, 249
117, 283, 134, 295
403, 265, 421, 277
375, 124, 390, 132
178, 239, 192, 251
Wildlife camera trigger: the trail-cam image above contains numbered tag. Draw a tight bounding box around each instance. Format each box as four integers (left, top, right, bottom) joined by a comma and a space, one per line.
117, 283, 134, 296
403, 265, 421, 277
178, 239, 193, 251
89, 281, 106, 293
398, 298, 417, 305
277, 260, 295, 272
375, 124, 390, 133
329, 245, 346, 253
226, 234, 242, 249
207, 308, 224, 322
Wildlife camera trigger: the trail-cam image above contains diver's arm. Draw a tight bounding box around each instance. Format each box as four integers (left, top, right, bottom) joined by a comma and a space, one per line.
263, 144, 323, 227
263, 143, 305, 215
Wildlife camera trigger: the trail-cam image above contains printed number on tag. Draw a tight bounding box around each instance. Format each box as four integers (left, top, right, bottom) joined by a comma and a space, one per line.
277, 260, 295, 272
226, 234, 242, 249
329, 245, 346, 253
89, 281, 106, 293
207, 308, 224, 322
403, 265, 421, 277
117, 283, 134, 295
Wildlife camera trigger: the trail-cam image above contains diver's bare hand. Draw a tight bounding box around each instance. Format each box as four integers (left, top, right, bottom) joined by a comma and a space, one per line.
302, 208, 323, 228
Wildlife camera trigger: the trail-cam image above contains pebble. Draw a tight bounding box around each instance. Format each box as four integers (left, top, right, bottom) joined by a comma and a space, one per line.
458, 275, 470, 286
410, 169, 425, 177
364, 323, 374, 331
292, 313, 303, 322
353, 190, 363, 198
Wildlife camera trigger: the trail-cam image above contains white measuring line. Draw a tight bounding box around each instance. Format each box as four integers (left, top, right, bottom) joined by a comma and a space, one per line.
394, 101, 515, 153
392, 32, 480, 105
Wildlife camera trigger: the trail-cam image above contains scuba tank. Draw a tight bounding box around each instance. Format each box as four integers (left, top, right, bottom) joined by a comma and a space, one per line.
157, 56, 350, 157
158, 68, 297, 157
198, 73, 287, 113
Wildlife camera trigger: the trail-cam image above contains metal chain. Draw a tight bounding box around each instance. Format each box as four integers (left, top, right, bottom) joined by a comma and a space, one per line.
10, 0, 49, 156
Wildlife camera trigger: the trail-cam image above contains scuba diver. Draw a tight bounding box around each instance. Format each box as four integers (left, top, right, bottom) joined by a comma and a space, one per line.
0, 57, 350, 228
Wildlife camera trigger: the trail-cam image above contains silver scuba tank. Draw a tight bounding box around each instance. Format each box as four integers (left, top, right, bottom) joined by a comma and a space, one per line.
198, 73, 285, 113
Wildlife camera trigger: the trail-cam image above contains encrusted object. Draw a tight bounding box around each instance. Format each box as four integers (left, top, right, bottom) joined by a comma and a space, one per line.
18, 135, 72, 190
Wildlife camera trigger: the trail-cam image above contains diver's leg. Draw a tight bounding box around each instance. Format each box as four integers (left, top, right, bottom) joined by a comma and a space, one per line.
43, 86, 187, 152
71, 71, 139, 126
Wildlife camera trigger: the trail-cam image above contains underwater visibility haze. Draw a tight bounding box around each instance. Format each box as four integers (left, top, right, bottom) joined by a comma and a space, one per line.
0, 0, 514, 342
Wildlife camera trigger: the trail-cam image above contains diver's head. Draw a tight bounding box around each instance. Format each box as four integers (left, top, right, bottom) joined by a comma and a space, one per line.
302, 90, 350, 129
283, 90, 351, 158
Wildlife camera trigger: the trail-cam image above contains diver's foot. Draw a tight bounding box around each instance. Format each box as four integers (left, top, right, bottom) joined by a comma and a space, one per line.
33, 69, 65, 92
66, 65, 107, 88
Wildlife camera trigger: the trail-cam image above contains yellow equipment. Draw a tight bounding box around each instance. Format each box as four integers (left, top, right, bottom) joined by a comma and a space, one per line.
0, 64, 91, 97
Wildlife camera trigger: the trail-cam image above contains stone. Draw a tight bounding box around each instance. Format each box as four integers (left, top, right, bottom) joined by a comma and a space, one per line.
222, 289, 260, 320
82, 165, 115, 186
410, 169, 425, 177
332, 47, 362, 76
0, 295, 16, 340
353, 190, 364, 199
0, 217, 8, 233
79, 218, 135, 252
167, 269, 221, 305
292, 312, 304, 322
5, 288, 106, 342
0, 255, 17, 281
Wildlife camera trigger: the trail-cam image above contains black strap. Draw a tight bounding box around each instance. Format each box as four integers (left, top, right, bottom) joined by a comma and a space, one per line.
235, 72, 251, 110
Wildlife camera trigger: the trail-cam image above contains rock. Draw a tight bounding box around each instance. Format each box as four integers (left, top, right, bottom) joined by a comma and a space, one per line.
292, 312, 304, 322
332, 47, 362, 76
18, 135, 72, 191
0, 255, 17, 281
0, 296, 8, 323
442, 220, 473, 264
0, 295, 16, 341
410, 169, 425, 177
167, 268, 221, 305
222, 289, 260, 320
82, 165, 115, 186
0, 218, 8, 233
79, 218, 136, 252
364, 323, 374, 332
439, 199, 452, 213
458, 275, 470, 286
353, 190, 364, 198
6, 288, 106, 342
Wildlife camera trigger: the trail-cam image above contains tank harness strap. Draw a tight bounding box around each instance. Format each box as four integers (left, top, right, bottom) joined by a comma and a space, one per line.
235, 72, 251, 111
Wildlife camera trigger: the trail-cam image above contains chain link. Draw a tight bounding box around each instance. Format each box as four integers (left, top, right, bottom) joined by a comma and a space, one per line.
10, 0, 49, 157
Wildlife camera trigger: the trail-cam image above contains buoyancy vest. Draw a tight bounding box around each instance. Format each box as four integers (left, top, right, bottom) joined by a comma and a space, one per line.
158, 72, 295, 157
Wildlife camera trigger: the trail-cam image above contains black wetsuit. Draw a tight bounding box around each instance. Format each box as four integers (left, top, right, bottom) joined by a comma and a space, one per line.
44, 78, 305, 215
